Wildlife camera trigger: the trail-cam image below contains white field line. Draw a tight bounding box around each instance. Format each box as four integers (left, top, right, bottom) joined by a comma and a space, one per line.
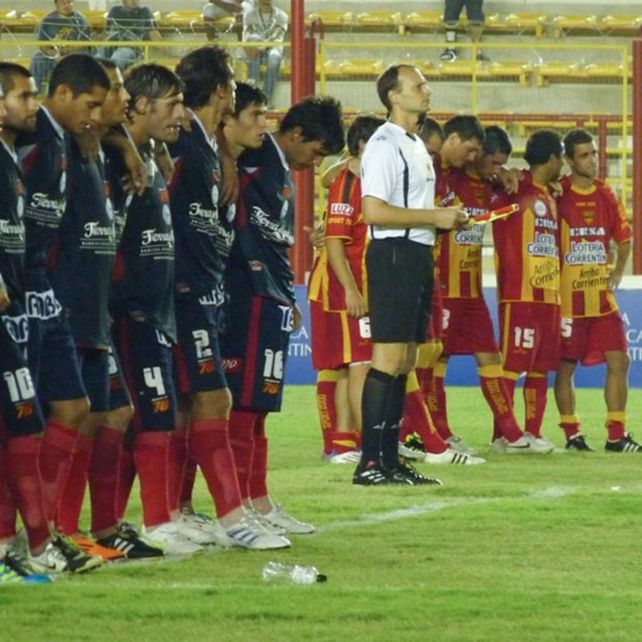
316, 485, 577, 533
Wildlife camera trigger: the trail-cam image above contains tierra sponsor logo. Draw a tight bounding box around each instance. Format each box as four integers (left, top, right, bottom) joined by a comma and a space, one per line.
250, 206, 294, 245
0, 220, 24, 237
83, 222, 115, 239
188, 202, 218, 221
141, 228, 174, 246
29, 193, 65, 216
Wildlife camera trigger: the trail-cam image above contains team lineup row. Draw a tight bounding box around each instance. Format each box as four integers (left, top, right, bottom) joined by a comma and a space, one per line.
0, 47, 345, 583
305, 64, 634, 488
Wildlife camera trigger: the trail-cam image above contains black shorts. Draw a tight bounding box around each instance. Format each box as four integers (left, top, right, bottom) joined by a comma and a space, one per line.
27, 313, 87, 404
107, 343, 133, 412
173, 295, 227, 396
366, 238, 433, 344
114, 315, 177, 432
220, 293, 293, 413
444, 0, 485, 26
0, 306, 45, 437
77, 348, 110, 413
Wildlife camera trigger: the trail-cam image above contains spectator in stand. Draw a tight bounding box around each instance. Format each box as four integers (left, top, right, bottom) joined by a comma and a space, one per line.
30, 0, 92, 93
440, 0, 489, 63
243, 0, 287, 108
104, 0, 163, 71
203, 1, 254, 40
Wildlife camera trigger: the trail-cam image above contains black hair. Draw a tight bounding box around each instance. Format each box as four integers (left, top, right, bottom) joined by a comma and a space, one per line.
346, 115, 385, 156
563, 127, 594, 158
418, 116, 444, 145
443, 115, 485, 144
483, 125, 512, 157
175, 46, 233, 110
124, 63, 183, 112
524, 129, 563, 167
233, 82, 266, 117
0, 62, 32, 95
279, 95, 345, 155
48, 53, 110, 98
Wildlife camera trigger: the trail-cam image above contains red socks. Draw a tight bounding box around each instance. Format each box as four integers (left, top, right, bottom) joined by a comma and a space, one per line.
89, 426, 125, 534
134, 431, 171, 528
168, 425, 188, 513
0, 443, 17, 542
188, 419, 242, 519
57, 433, 92, 535
116, 440, 136, 521
606, 411, 626, 442
524, 374, 548, 438
478, 365, 523, 443
316, 369, 339, 455
559, 414, 581, 440
249, 416, 268, 500
7, 436, 50, 550
229, 409, 259, 501
38, 421, 79, 523
401, 372, 447, 454
425, 363, 453, 440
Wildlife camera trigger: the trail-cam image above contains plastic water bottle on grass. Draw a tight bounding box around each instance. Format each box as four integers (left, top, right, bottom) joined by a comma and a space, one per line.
262, 561, 327, 585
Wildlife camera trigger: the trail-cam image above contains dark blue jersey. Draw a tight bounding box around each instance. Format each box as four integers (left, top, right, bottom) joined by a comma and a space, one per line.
110, 142, 176, 341
0, 141, 26, 302
18, 107, 67, 293
49, 137, 116, 349
168, 116, 234, 299
228, 134, 295, 305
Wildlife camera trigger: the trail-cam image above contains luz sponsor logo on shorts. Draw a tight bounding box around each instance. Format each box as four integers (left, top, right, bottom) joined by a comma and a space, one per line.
222, 357, 243, 374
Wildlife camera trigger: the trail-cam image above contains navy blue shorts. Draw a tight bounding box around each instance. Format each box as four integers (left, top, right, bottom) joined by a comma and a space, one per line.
107, 343, 133, 411
114, 315, 177, 432
0, 306, 45, 437
173, 295, 227, 396
77, 348, 110, 413
220, 294, 292, 413
27, 313, 87, 405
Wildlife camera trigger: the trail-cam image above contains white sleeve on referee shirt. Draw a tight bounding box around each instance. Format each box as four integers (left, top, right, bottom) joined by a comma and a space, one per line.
360, 137, 399, 204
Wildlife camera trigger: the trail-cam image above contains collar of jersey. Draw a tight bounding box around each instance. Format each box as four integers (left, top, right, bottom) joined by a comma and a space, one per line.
39, 105, 65, 141
189, 109, 217, 153
268, 132, 289, 171
569, 182, 597, 196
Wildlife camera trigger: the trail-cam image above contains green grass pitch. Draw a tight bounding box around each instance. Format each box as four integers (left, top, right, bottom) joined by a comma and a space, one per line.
3, 385, 642, 642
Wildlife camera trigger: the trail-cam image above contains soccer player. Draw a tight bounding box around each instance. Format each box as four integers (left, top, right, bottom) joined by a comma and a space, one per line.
169, 48, 288, 549
0, 61, 101, 576
418, 116, 445, 157
354, 64, 468, 486
428, 126, 551, 454
308, 115, 385, 463
222, 95, 344, 528
46, 59, 162, 560
17, 54, 110, 572
554, 128, 636, 452
492, 130, 564, 451
109, 63, 202, 554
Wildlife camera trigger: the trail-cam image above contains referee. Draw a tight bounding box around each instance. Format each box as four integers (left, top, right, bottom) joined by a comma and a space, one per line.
354, 64, 469, 486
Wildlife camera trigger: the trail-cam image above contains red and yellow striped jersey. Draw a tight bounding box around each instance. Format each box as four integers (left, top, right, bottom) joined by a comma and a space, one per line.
307, 168, 367, 311
436, 168, 491, 299
557, 177, 631, 318
493, 173, 560, 304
